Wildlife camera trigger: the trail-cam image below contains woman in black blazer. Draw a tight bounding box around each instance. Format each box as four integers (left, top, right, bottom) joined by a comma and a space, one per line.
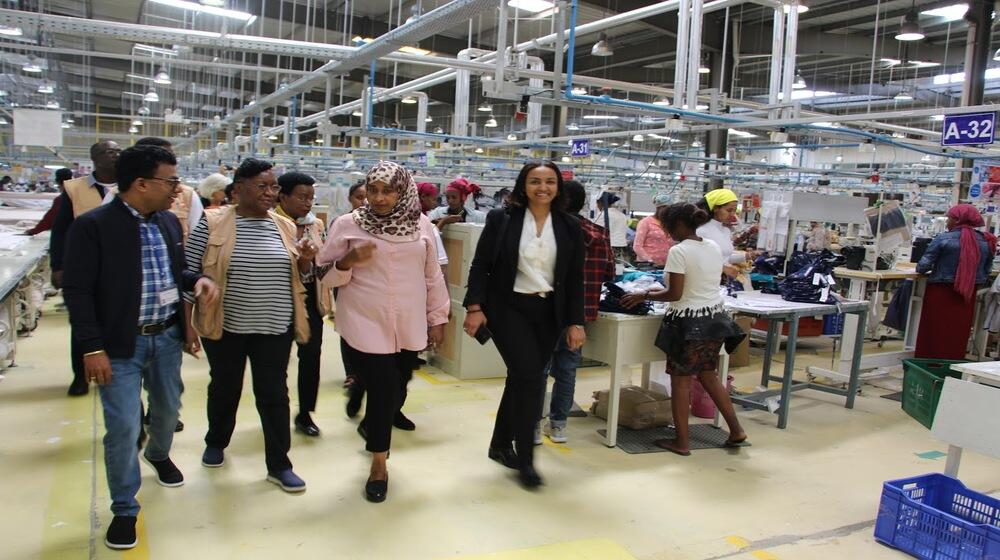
463, 161, 586, 489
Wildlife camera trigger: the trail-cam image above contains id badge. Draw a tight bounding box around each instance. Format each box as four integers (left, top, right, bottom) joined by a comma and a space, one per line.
159, 288, 180, 306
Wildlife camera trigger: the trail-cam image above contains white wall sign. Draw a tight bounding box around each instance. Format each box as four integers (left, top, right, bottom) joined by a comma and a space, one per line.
13, 109, 63, 147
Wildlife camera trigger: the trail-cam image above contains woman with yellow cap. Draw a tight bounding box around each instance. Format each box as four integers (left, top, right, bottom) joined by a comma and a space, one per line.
696, 188, 745, 276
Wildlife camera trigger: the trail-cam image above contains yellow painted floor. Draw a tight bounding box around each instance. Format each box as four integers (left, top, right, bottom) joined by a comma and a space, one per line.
3, 302, 998, 560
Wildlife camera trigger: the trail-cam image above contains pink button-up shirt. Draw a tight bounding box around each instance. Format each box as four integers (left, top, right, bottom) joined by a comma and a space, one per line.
318, 213, 450, 354
633, 215, 674, 267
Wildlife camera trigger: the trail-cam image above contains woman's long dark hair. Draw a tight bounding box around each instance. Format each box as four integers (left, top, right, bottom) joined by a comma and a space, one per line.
508, 160, 566, 211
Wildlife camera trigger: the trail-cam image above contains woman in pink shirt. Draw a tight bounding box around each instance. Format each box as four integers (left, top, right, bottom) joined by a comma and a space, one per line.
633, 193, 674, 267
318, 161, 449, 503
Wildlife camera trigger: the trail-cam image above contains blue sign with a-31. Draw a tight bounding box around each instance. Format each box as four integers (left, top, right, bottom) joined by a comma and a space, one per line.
571, 139, 589, 157
941, 112, 996, 146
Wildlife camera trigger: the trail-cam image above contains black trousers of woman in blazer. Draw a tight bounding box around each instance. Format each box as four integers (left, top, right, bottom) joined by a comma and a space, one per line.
465, 207, 585, 469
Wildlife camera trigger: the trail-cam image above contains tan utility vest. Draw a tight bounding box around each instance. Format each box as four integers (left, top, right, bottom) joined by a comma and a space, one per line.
64, 176, 105, 217
191, 205, 310, 343
103, 184, 195, 240
276, 205, 332, 317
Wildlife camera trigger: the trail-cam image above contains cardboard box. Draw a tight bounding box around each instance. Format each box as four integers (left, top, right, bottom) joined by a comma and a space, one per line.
730, 315, 753, 368
591, 386, 672, 430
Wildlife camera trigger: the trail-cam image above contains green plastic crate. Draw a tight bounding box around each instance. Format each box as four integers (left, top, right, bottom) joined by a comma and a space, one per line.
901, 359, 968, 429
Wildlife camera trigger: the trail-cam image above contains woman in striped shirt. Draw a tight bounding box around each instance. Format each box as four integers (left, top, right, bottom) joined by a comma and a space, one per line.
185, 158, 317, 494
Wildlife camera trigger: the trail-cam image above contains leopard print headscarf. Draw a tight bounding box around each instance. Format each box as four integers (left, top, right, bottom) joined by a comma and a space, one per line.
352, 161, 422, 242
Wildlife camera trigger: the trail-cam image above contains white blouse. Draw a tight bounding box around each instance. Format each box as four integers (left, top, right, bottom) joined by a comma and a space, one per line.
514, 211, 557, 295
696, 219, 746, 264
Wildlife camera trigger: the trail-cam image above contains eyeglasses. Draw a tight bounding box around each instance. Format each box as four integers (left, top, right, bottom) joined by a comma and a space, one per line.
250, 183, 280, 194
147, 176, 181, 188
290, 194, 315, 203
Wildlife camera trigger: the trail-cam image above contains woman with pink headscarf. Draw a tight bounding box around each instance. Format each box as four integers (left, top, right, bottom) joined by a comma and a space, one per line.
915, 204, 997, 359
428, 177, 486, 229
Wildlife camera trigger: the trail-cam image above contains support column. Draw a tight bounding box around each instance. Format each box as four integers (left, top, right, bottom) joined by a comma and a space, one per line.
706, 44, 734, 190
955, 1, 993, 203
550, 105, 568, 161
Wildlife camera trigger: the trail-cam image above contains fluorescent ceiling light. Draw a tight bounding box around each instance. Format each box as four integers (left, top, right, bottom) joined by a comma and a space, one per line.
698, 65, 710, 74
582, 114, 620, 120
931, 114, 945, 121
595, 139, 604, 144
508, 0, 554, 13
37, 82, 54, 94
0, 25, 23, 37
781, 142, 797, 148
398, 46, 431, 56
401, 95, 417, 104
933, 67, 1000, 85
921, 3, 968, 22
881, 58, 902, 66
777, 90, 838, 100
22, 58, 42, 73
134, 44, 178, 56
783, 2, 808, 14
127, 73, 153, 82
149, 0, 257, 24
727, 129, 757, 138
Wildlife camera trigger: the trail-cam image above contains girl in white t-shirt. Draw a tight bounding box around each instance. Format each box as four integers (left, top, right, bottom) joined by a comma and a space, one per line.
623, 203, 748, 456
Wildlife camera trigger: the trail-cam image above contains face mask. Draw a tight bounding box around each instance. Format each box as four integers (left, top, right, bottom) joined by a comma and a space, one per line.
296, 211, 316, 226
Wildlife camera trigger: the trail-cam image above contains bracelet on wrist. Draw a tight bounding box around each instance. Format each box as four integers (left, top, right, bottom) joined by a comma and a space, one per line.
467, 308, 483, 314
83, 350, 105, 357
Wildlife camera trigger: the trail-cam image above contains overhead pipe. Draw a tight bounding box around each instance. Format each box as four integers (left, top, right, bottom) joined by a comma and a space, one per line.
673, 0, 690, 107
686, 0, 704, 112
184, 0, 497, 145
779, 2, 800, 116
767, 6, 784, 111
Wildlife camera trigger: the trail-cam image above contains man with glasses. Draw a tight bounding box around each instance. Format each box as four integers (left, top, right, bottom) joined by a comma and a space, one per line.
52, 140, 121, 396
62, 145, 220, 550
276, 171, 329, 437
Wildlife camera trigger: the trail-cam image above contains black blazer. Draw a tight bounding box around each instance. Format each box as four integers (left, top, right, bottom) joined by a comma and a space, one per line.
464, 207, 585, 328
62, 197, 203, 359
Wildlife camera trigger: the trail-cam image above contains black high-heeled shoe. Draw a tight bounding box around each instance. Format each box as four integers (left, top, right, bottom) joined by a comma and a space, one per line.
518, 465, 544, 489
365, 476, 388, 503
488, 446, 519, 470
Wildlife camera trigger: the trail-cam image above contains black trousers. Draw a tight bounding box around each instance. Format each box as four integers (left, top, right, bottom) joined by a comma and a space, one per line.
488, 293, 560, 469
341, 338, 413, 416
202, 328, 294, 473
296, 282, 324, 413
341, 341, 416, 453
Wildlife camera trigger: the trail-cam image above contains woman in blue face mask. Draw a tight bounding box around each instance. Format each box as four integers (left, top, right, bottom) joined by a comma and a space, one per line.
276, 171, 330, 438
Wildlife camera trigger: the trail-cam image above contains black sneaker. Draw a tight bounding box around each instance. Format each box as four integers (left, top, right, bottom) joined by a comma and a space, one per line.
105, 516, 137, 550
201, 446, 224, 468
174, 419, 184, 432
393, 412, 416, 431
142, 455, 184, 487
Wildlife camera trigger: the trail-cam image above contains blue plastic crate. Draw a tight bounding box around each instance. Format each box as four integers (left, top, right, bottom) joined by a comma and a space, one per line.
823, 313, 845, 335
875, 473, 1000, 559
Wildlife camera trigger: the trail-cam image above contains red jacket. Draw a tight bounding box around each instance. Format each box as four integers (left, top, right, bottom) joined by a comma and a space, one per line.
578, 216, 615, 322
27, 195, 61, 236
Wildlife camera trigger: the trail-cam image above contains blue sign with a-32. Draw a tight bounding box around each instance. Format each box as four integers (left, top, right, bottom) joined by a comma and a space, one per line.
941, 112, 996, 146
571, 139, 589, 157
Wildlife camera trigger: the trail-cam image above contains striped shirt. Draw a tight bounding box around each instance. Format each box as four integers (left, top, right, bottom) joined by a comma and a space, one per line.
185, 216, 293, 335
122, 200, 177, 326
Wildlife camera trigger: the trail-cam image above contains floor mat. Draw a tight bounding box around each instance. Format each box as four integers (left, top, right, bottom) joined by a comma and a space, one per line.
598, 423, 738, 454
880, 391, 903, 402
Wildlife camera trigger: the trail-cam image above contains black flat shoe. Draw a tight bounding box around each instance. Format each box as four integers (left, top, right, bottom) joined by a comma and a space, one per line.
346, 389, 363, 419
174, 419, 184, 433
393, 412, 415, 431
488, 446, 519, 470
294, 413, 321, 437
365, 477, 388, 503
67, 377, 88, 396
518, 466, 544, 489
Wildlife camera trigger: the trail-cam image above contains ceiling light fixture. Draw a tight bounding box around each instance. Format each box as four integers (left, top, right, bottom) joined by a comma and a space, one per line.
782, 141, 797, 148
477, 102, 493, 112
507, 133, 518, 141
22, 57, 42, 73
582, 114, 620, 120
591, 33, 614, 57
653, 97, 671, 106
153, 67, 171, 85
404, 5, 421, 24
401, 95, 417, 104
351, 109, 363, 117
698, 64, 710, 74
137, 105, 150, 116
268, 134, 278, 141
566, 122, 580, 131
425, 116, 433, 122
132, 119, 144, 126
149, 0, 257, 24
894, 88, 915, 102
835, 154, 844, 162
46, 100, 59, 109
0, 116, 8, 125
37, 81, 54, 94
561, 156, 571, 163
65, 117, 74, 123
144, 88, 159, 103
0, 25, 24, 37
434, 126, 444, 134
484, 117, 498, 128
895, 8, 925, 41
128, 125, 139, 133
920, 3, 968, 22
474, 147, 484, 154
691, 140, 702, 147
994, 48, 1000, 62
782, 1, 808, 14
793, 73, 807, 90
633, 134, 645, 142
571, 86, 587, 95
509, 0, 555, 13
